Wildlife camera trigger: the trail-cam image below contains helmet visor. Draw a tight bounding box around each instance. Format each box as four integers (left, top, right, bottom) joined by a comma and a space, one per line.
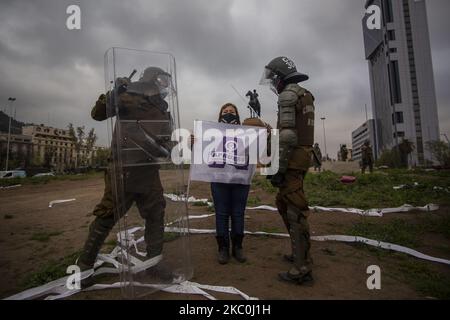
156, 74, 171, 89
259, 67, 281, 94
259, 67, 276, 85
155, 74, 175, 99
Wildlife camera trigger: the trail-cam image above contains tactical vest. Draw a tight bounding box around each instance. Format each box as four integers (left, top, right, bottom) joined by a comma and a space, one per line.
277, 84, 315, 147
92, 91, 170, 193
295, 87, 315, 146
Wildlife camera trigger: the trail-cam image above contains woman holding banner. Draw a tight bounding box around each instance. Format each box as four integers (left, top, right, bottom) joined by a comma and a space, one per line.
211, 103, 251, 264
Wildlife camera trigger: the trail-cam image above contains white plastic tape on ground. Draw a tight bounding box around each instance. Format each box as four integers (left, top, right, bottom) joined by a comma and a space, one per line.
48, 198, 76, 208
0, 184, 22, 190
311, 235, 450, 265
165, 227, 450, 266
44, 280, 258, 301
7, 221, 449, 300
164, 193, 439, 217
4, 225, 257, 301
308, 203, 439, 217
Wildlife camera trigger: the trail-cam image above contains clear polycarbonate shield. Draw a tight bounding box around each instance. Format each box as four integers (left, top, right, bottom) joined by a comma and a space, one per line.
104, 48, 192, 298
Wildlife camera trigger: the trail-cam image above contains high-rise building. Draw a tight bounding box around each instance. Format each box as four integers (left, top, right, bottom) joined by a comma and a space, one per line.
362, 0, 440, 166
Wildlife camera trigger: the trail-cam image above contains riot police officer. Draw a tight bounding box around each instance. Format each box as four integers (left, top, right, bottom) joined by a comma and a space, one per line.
361, 140, 374, 174
260, 56, 315, 285
77, 67, 172, 279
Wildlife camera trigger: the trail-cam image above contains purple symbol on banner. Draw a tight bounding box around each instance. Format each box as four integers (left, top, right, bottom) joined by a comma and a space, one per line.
208, 136, 249, 170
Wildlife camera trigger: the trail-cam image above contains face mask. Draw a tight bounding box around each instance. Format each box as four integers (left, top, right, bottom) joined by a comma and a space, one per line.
159, 87, 170, 99
221, 113, 238, 124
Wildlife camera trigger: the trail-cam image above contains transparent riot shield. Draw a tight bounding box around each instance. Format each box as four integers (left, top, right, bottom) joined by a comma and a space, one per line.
104, 48, 192, 298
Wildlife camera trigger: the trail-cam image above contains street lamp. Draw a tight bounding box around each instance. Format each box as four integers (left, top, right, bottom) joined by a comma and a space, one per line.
320, 117, 327, 161
5, 97, 17, 171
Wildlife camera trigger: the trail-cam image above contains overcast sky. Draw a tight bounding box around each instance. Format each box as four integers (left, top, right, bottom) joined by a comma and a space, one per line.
0, 0, 449, 157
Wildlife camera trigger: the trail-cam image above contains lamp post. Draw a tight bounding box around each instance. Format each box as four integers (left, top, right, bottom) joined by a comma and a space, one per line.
5, 97, 17, 171
321, 117, 327, 161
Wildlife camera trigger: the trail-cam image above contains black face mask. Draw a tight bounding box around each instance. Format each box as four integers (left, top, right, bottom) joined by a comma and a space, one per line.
221, 113, 239, 124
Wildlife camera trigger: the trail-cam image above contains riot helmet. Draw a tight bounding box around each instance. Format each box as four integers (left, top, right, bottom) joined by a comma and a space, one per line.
127, 66, 173, 99
259, 56, 309, 94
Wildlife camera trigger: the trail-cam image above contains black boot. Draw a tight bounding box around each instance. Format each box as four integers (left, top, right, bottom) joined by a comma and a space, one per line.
77, 217, 113, 288
78, 217, 113, 268
231, 234, 247, 263
278, 270, 314, 286
216, 236, 230, 265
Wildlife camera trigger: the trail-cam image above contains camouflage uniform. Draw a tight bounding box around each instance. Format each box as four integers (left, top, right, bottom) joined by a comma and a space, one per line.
275, 84, 315, 281
312, 144, 322, 172
78, 91, 167, 269
340, 145, 348, 162
361, 142, 374, 174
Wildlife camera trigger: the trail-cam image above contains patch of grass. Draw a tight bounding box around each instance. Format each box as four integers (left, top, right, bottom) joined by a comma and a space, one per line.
347, 214, 450, 251
252, 176, 277, 194
395, 259, 450, 299
345, 248, 450, 298
420, 215, 450, 238
304, 170, 450, 209
30, 231, 64, 242
247, 196, 262, 206
0, 171, 103, 187
261, 226, 285, 234
4, 214, 13, 219
104, 239, 117, 247
346, 218, 420, 247
163, 232, 179, 242
20, 251, 81, 290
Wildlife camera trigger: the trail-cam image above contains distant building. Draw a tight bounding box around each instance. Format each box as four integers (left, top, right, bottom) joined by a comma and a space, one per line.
22, 125, 98, 172
0, 133, 33, 168
362, 0, 440, 166
352, 119, 378, 162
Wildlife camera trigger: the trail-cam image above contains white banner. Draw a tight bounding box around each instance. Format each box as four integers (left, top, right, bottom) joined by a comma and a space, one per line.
189, 120, 263, 185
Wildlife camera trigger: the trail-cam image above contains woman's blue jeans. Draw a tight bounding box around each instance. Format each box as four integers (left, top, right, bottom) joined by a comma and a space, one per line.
211, 182, 250, 246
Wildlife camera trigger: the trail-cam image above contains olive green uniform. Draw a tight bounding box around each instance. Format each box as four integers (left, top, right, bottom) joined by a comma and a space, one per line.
275, 83, 314, 279
312, 145, 322, 171
361, 144, 374, 174
78, 92, 167, 269
340, 145, 348, 162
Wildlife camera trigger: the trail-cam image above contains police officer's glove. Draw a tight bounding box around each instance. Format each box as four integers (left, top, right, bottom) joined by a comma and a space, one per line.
117, 84, 127, 95
115, 77, 129, 95
270, 172, 285, 188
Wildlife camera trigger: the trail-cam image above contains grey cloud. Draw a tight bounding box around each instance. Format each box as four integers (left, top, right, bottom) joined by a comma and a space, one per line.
0, 0, 448, 154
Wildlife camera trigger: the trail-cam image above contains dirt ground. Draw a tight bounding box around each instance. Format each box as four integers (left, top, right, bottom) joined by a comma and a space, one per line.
0, 168, 449, 300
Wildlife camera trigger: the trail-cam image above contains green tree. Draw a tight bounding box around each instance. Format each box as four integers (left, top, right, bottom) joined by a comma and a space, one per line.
398, 139, 415, 167
84, 128, 98, 165
426, 140, 450, 167
93, 147, 110, 167
43, 146, 56, 169
67, 124, 97, 167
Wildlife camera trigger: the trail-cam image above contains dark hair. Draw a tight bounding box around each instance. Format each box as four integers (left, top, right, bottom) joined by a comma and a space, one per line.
218, 103, 241, 124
